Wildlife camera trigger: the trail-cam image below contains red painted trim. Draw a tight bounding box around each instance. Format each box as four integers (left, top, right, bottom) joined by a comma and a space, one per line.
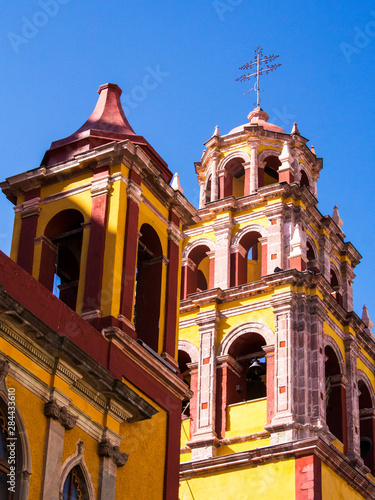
120, 196, 140, 322
279, 170, 295, 184
82, 173, 109, 314
244, 167, 251, 196
17, 214, 39, 274
266, 351, 275, 424
164, 238, 179, 357
261, 242, 268, 276
209, 257, 215, 289
24, 188, 41, 201
295, 455, 322, 500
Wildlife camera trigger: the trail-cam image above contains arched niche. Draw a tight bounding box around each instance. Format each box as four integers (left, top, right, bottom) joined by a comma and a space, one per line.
181, 239, 215, 298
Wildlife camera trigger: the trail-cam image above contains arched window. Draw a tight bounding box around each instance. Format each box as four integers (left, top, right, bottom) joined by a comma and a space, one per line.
134, 224, 163, 352
358, 379, 375, 474
181, 243, 213, 299
325, 345, 347, 449
263, 155, 280, 187
220, 158, 245, 198
231, 231, 262, 287
300, 170, 310, 187
307, 242, 319, 273
205, 177, 212, 204
330, 268, 342, 306
40, 209, 84, 311
227, 332, 267, 405
178, 351, 192, 418
62, 465, 89, 500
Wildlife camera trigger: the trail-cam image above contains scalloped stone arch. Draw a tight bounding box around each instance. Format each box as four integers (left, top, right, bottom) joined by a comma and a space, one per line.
217, 151, 251, 173
178, 340, 199, 364
217, 322, 274, 357
231, 224, 268, 247
258, 148, 282, 165
357, 370, 375, 407
59, 440, 95, 500
324, 334, 345, 375
182, 238, 215, 260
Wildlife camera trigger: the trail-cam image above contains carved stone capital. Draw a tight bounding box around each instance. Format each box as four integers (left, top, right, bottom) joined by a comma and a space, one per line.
126, 180, 143, 205
44, 398, 77, 430
98, 438, 129, 467
90, 176, 112, 198
19, 198, 41, 219
167, 222, 181, 245
0, 360, 9, 381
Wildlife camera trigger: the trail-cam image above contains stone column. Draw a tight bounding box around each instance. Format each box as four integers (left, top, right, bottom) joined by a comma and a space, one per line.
210, 151, 219, 202
163, 212, 182, 359
345, 338, 362, 465
247, 140, 259, 195
187, 310, 219, 460
41, 396, 77, 500
98, 430, 128, 500
213, 215, 233, 290
267, 292, 298, 444
265, 205, 284, 273
82, 164, 111, 325
341, 262, 355, 312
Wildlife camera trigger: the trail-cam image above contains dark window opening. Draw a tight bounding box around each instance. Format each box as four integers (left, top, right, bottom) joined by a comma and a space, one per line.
181, 244, 211, 298
307, 242, 319, 273
263, 156, 281, 187
63, 466, 89, 500
178, 351, 192, 418
358, 380, 375, 473
300, 170, 310, 187
325, 346, 345, 445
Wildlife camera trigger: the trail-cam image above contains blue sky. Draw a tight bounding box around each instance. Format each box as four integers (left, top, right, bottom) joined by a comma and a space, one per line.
1, 0, 374, 320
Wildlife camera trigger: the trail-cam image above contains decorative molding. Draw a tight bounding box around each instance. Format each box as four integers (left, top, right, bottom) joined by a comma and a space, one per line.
98, 439, 129, 467
44, 398, 77, 430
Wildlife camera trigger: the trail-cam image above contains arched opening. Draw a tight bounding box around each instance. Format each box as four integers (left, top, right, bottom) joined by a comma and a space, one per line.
62, 465, 90, 500
181, 244, 212, 299
220, 158, 245, 199
263, 155, 281, 187
307, 242, 319, 273
178, 351, 192, 418
134, 224, 163, 352
358, 380, 375, 474
41, 209, 84, 311
227, 332, 267, 405
205, 177, 212, 204
300, 170, 310, 187
330, 268, 343, 306
325, 345, 347, 449
231, 231, 262, 287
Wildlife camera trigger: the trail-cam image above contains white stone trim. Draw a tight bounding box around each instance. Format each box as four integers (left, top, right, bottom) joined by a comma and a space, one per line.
182, 238, 215, 260
217, 322, 274, 357
178, 340, 199, 364
217, 150, 251, 173
231, 223, 268, 247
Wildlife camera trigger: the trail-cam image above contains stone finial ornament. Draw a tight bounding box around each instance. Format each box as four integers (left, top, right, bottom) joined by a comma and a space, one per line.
362, 305, 374, 330
213, 125, 221, 137
310, 145, 316, 155
171, 173, 183, 194
332, 205, 344, 228
291, 122, 300, 135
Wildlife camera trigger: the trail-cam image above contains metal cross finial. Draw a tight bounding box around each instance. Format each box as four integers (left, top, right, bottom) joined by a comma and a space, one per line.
236, 45, 281, 107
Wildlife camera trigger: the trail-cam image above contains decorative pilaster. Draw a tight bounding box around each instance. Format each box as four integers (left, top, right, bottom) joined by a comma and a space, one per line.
41, 397, 77, 500
187, 310, 219, 460
82, 165, 112, 324
318, 234, 332, 282
17, 194, 41, 274
345, 338, 362, 465
98, 434, 128, 500
247, 140, 259, 195
119, 171, 142, 336
213, 215, 233, 289
265, 205, 284, 272
341, 262, 355, 312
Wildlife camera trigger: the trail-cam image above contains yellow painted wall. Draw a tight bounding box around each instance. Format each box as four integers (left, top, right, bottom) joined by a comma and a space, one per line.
226, 399, 267, 438
322, 463, 365, 500
179, 459, 295, 500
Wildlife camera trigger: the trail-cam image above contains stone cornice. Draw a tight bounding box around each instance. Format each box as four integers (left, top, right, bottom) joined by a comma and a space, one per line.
180, 437, 375, 497
0, 287, 157, 423
102, 327, 192, 401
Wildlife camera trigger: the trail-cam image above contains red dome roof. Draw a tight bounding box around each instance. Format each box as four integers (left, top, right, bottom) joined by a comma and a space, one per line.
228, 107, 285, 135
